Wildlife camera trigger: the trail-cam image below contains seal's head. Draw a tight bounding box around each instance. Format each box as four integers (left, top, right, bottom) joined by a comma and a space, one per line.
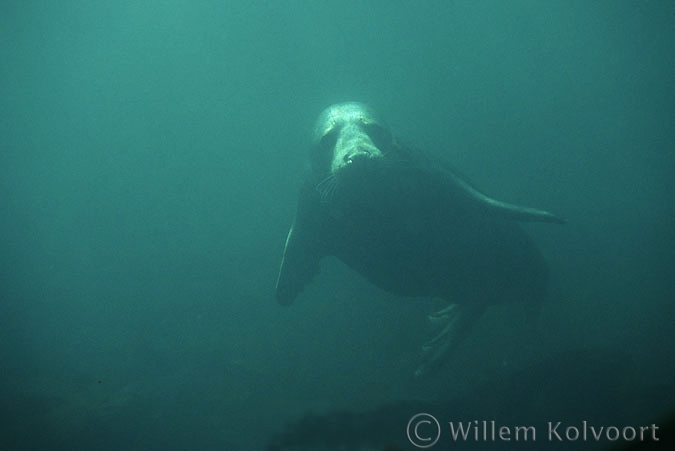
310, 102, 393, 178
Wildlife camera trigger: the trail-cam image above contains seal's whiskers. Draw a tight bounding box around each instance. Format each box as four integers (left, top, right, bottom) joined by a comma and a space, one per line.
316, 174, 337, 204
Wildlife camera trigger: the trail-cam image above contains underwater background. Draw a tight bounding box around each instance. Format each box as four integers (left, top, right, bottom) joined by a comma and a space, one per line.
1, 1, 673, 450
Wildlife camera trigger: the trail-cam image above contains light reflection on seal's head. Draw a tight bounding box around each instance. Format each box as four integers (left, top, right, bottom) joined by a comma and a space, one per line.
310, 102, 393, 177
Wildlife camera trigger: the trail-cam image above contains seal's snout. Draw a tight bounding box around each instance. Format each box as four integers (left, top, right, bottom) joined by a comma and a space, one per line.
333, 142, 378, 172
344, 149, 372, 165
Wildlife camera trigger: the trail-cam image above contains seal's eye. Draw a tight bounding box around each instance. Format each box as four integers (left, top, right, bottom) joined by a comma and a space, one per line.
363, 123, 391, 147
319, 129, 338, 150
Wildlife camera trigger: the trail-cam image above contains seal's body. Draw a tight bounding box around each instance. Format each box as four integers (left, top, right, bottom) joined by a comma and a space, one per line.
276, 102, 564, 375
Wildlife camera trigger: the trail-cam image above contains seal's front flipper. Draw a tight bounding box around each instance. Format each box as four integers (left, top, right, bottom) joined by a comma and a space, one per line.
275, 184, 327, 306
275, 225, 315, 305
415, 303, 486, 377
446, 170, 567, 224
412, 164, 566, 224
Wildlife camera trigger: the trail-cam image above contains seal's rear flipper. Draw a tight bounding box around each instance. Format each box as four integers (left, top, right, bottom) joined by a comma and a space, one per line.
414, 303, 486, 377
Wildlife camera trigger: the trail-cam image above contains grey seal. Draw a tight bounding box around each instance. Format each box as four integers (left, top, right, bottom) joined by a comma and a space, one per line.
276, 102, 565, 376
